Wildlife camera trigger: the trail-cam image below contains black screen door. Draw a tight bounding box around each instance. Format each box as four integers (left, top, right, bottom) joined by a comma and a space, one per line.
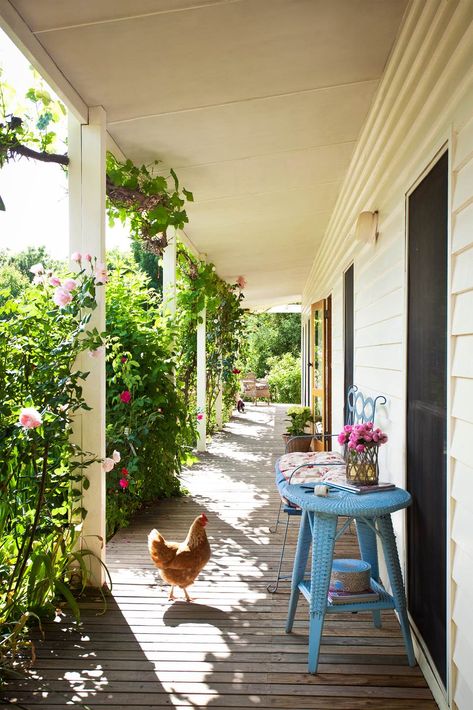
344, 264, 354, 420
407, 151, 448, 685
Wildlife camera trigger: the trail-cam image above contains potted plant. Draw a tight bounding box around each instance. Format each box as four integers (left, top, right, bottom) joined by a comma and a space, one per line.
282, 406, 314, 451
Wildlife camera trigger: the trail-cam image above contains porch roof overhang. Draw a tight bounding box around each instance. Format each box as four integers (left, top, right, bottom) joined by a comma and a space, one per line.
0, 0, 407, 309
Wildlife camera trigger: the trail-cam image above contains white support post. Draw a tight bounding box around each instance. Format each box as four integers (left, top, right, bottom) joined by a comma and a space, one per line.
162, 228, 177, 316
196, 307, 207, 451
215, 377, 223, 430
68, 107, 107, 586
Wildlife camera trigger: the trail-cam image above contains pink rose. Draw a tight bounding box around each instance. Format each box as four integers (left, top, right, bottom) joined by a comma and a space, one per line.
29, 263, 44, 275
19, 407, 42, 429
112, 450, 121, 463
84, 253, 92, 262
102, 458, 115, 473
63, 278, 78, 292
95, 263, 108, 284
197, 413, 204, 421
71, 252, 82, 263
88, 346, 105, 359
119, 390, 131, 404
53, 287, 73, 307
119, 478, 129, 489
355, 444, 366, 453
49, 276, 61, 287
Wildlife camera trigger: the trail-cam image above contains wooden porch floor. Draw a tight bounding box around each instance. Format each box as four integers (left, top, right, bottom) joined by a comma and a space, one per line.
1, 405, 437, 710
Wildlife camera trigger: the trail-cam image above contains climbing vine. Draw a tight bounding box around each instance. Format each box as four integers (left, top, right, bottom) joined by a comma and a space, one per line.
176, 245, 245, 430
106, 154, 193, 254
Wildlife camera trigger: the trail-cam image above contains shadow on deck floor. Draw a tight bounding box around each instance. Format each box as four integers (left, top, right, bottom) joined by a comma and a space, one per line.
1, 404, 436, 710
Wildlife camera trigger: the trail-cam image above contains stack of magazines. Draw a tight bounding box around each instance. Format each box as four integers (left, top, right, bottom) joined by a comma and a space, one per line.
328, 585, 380, 604
328, 480, 395, 495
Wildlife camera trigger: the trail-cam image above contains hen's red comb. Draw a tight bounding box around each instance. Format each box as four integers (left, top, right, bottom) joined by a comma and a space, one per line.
201, 512, 208, 522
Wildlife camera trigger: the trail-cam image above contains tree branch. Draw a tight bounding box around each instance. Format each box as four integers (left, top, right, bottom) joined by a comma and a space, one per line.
9, 143, 69, 166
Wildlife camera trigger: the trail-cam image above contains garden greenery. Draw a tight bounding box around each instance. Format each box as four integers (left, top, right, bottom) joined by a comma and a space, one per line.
266, 352, 301, 404
104, 255, 195, 538
0, 64, 247, 668
0, 258, 106, 664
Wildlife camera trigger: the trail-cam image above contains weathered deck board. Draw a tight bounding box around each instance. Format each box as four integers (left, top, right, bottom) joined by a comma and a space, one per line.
1, 404, 437, 709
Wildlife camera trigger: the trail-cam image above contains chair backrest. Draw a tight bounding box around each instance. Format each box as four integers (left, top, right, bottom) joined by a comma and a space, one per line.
345, 385, 386, 426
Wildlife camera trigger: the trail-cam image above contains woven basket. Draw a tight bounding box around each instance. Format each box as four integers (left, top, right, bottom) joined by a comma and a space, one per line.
330, 559, 371, 592
346, 444, 379, 485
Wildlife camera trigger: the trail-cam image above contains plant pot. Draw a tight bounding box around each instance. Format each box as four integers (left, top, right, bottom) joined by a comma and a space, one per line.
346, 445, 379, 485
282, 433, 312, 452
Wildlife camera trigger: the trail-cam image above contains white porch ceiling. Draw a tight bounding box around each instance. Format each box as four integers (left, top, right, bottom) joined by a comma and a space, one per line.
6, 0, 407, 308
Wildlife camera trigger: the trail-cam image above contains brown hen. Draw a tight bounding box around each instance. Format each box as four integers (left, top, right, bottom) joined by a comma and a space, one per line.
148, 513, 211, 601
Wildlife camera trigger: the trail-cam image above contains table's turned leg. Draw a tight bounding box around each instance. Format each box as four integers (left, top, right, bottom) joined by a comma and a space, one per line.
286, 509, 311, 633
356, 518, 382, 629
377, 514, 416, 666
308, 513, 338, 673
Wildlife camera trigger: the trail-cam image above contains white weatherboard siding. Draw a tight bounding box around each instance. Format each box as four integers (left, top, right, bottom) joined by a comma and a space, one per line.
451, 112, 473, 710
302, 1, 473, 708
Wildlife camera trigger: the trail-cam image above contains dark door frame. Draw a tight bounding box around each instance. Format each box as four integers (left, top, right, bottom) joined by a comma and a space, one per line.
343, 263, 354, 422
404, 145, 451, 699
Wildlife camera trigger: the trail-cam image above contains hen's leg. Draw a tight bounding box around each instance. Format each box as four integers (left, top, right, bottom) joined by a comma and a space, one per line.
183, 587, 193, 603
168, 585, 175, 601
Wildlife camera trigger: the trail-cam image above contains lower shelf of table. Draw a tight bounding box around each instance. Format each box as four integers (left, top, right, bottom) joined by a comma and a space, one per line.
297, 578, 396, 613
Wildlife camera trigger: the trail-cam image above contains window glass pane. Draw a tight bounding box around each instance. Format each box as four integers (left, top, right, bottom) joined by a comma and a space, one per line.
313, 307, 323, 389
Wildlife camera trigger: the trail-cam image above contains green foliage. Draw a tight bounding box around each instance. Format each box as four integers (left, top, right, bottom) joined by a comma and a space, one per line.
0, 263, 29, 304
266, 352, 301, 404
0, 246, 64, 281
104, 255, 195, 538
241, 312, 301, 378
0, 261, 105, 664
0, 67, 67, 174
175, 246, 245, 433
106, 153, 193, 255
131, 240, 162, 292
284, 405, 313, 436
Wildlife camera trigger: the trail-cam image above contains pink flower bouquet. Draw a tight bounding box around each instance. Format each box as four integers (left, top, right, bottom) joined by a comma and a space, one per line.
337, 422, 388, 452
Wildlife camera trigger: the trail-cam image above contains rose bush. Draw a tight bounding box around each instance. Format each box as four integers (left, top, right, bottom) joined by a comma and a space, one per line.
104, 255, 195, 538
0, 257, 105, 660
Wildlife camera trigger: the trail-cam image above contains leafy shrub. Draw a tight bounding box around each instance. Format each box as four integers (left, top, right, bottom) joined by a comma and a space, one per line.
0, 263, 29, 304
266, 353, 301, 403
241, 313, 301, 378
0, 260, 104, 658
105, 257, 195, 538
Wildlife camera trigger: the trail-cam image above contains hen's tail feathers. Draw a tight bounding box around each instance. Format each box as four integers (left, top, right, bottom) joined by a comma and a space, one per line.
148, 529, 178, 568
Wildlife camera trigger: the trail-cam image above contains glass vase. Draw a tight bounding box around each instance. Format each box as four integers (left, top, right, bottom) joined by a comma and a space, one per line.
346, 445, 379, 485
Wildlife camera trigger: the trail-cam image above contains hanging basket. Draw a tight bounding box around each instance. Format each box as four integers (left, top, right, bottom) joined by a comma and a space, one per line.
346, 444, 379, 485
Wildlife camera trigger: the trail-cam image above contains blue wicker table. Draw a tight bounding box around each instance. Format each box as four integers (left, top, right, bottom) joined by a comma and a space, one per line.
282, 482, 416, 673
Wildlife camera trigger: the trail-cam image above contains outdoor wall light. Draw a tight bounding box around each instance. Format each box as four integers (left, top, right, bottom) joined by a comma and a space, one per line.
354, 210, 379, 243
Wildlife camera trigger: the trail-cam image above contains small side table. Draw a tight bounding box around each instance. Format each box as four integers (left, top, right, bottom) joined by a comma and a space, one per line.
283, 483, 416, 673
